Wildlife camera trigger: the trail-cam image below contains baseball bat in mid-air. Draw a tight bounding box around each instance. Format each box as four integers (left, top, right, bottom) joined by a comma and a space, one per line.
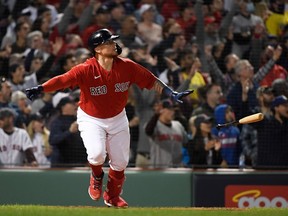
216, 113, 264, 129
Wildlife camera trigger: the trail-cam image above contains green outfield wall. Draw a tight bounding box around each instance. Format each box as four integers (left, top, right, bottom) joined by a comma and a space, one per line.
0, 168, 192, 207
0, 168, 288, 207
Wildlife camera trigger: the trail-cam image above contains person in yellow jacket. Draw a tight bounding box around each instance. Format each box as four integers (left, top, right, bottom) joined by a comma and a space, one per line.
179, 56, 206, 106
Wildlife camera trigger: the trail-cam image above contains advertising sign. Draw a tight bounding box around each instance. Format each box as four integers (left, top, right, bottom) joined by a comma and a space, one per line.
225, 185, 288, 208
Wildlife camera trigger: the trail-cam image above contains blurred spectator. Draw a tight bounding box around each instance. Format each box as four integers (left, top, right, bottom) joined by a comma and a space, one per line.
104, 0, 135, 15
137, 4, 163, 53
208, 45, 282, 97
0, 76, 13, 109
231, 0, 264, 58
64, 34, 84, 54
278, 35, 288, 69
271, 78, 288, 97
21, 0, 58, 28
49, 53, 78, 77
0, 108, 37, 167
49, 0, 90, 42
150, 19, 183, 72
226, 55, 284, 121
10, 90, 31, 128
11, 21, 31, 54
30, 88, 55, 120
178, 49, 206, 107
158, 48, 180, 86
193, 0, 232, 73
128, 43, 158, 76
25, 30, 48, 62
212, 104, 241, 167
192, 83, 223, 121
132, 84, 158, 168
49, 96, 87, 167
205, 0, 225, 23
240, 86, 274, 167
182, 115, 197, 167
204, 15, 221, 46
145, 99, 188, 168
253, 95, 288, 168
206, 52, 239, 97
108, 2, 126, 33
8, 63, 38, 92
0, 45, 12, 78
0, 2, 11, 44
226, 59, 258, 120
161, 0, 188, 21
74, 48, 91, 63
134, 0, 164, 25
125, 87, 139, 166
81, 4, 112, 48
259, 45, 287, 87
27, 113, 52, 167
265, 0, 286, 37
118, 15, 145, 49
25, 35, 63, 84
31, 14, 52, 39
1, 10, 32, 49
175, 4, 196, 41
187, 113, 222, 167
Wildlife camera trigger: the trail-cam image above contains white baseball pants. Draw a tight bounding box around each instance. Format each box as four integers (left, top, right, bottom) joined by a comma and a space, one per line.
77, 108, 130, 171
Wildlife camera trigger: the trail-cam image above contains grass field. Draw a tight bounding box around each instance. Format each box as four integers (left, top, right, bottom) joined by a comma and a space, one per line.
1, 205, 288, 216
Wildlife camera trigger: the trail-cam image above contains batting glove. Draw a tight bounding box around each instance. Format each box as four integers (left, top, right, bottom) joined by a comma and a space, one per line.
25, 85, 44, 101
163, 86, 194, 103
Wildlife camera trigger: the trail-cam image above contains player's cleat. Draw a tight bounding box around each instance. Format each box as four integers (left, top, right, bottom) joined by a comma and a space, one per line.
103, 191, 128, 208
103, 173, 128, 208
88, 171, 104, 201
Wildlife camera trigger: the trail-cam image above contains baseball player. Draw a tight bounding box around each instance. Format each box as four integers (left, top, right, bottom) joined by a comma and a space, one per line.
25, 29, 193, 208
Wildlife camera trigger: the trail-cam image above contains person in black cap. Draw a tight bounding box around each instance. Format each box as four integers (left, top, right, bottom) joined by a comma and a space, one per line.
48, 96, 87, 168
145, 98, 188, 168
81, 5, 112, 48
0, 108, 38, 167
188, 113, 222, 167
252, 95, 288, 168
239, 86, 274, 167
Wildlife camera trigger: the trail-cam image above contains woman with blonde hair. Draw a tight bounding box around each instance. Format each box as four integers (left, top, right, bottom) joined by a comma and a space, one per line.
27, 114, 52, 167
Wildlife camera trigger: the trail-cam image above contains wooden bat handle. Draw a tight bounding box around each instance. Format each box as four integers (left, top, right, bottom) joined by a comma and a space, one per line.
216, 120, 237, 129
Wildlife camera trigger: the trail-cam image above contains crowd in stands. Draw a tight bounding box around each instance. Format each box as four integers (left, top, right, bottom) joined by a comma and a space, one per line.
0, 0, 288, 169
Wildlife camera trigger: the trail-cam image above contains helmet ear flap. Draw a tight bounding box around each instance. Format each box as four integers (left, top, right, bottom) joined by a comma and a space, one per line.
116, 43, 122, 55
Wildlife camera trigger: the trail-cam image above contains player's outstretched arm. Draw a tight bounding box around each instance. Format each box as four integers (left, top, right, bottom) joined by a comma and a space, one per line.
26, 73, 74, 101
152, 79, 194, 103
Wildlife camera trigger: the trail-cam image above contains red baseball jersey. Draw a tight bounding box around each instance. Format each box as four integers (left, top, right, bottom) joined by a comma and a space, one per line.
42, 57, 157, 118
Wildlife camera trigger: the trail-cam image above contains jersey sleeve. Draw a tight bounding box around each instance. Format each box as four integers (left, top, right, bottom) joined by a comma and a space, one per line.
129, 61, 157, 90
42, 64, 82, 92
20, 129, 34, 151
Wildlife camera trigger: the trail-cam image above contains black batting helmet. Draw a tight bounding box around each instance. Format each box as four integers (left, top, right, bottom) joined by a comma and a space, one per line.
88, 29, 119, 53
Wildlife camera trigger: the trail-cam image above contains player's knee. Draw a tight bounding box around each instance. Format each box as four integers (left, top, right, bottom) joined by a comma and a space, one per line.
87, 154, 106, 165
110, 160, 129, 171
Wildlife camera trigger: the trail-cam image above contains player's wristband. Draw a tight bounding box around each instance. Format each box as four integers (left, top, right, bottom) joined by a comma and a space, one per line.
37, 85, 44, 92
162, 86, 174, 97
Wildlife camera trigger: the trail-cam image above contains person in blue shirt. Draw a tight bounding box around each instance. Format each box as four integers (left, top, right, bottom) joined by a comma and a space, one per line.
212, 104, 241, 167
